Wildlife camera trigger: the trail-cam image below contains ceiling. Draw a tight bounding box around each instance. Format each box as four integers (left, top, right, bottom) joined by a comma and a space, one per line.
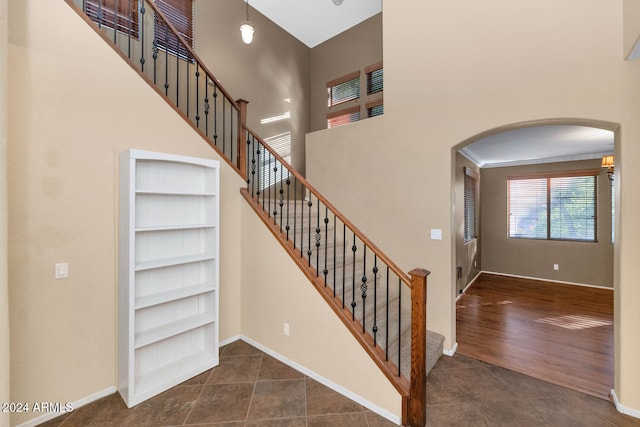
459, 125, 615, 168
248, 0, 382, 48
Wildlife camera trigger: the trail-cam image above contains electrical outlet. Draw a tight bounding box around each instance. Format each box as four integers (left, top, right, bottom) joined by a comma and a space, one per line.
283, 323, 290, 336
553, 264, 559, 271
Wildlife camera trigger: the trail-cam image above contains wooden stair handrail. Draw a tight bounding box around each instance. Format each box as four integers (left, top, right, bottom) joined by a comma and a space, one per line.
244, 126, 412, 287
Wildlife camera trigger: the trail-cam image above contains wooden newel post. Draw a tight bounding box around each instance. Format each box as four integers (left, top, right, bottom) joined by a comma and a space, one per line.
408, 268, 430, 427
236, 99, 249, 179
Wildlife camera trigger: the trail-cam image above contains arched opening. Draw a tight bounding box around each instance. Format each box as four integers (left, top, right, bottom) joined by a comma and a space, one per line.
451, 118, 619, 400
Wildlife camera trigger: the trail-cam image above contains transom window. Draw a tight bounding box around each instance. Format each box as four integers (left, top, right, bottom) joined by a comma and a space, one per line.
508, 171, 598, 242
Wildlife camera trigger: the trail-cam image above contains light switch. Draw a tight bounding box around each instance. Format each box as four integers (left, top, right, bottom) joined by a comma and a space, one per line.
55, 263, 69, 279
430, 229, 443, 240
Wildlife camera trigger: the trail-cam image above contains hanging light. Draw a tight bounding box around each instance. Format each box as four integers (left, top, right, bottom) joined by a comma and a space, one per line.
240, 0, 255, 44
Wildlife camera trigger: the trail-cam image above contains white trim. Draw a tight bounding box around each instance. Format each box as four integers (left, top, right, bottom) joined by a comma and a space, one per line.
481, 271, 613, 290
220, 334, 242, 347
15, 386, 117, 427
457, 271, 482, 301
611, 389, 640, 419
238, 336, 401, 425
443, 342, 458, 356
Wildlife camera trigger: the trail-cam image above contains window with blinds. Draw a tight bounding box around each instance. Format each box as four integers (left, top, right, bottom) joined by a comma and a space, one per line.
327, 72, 360, 108
366, 64, 383, 95
259, 132, 292, 190
85, 0, 139, 36
154, 0, 193, 60
464, 167, 479, 243
508, 171, 597, 241
327, 107, 360, 129
325, 62, 383, 128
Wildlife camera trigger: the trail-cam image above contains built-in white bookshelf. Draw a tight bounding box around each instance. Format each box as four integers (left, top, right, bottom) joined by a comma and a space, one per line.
119, 149, 219, 408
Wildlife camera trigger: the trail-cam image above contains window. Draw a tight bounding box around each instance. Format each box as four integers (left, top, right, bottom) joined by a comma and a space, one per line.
327, 71, 360, 108
325, 62, 383, 128
259, 132, 292, 190
327, 106, 360, 129
85, 0, 139, 36
508, 171, 597, 241
154, 0, 194, 59
464, 167, 479, 243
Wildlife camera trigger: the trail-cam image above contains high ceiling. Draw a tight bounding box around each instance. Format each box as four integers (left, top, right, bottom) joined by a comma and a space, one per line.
459, 125, 614, 168
248, 0, 382, 48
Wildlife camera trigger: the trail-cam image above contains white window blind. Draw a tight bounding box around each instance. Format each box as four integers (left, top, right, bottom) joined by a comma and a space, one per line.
327, 72, 360, 108
464, 167, 479, 243
508, 172, 597, 241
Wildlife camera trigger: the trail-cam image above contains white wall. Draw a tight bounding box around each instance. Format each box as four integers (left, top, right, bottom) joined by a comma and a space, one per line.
7, 1, 244, 425
307, 0, 640, 413
0, 0, 10, 426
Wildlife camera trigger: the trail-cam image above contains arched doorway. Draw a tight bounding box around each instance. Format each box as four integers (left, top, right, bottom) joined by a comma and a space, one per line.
451, 118, 619, 399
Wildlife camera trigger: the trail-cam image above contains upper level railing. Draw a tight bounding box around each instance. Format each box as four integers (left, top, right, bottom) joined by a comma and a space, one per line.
64, 1, 428, 424
69, 0, 246, 176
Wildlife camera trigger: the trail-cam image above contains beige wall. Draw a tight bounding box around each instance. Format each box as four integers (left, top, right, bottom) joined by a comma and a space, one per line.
623, 0, 640, 59
307, 0, 640, 412
240, 202, 401, 420
480, 159, 613, 287
0, 0, 10, 426
454, 153, 481, 295
7, 1, 244, 424
193, 0, 310, 174
309, 14, 383, 132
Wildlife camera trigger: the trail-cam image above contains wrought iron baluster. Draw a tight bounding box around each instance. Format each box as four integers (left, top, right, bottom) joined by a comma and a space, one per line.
285, 172, 291, 240
204, 77, 209, 136
333, 214, 338, 298
175, 43, 180, 107
222, 98, 226, 155
164, 22, 169, 96
250, 134, 256, 198
112, 0, 116, 43
213, 85, 218, 146
195, 64, 200, 127
385, 267, 389, 361
230, 107, 235, 165
323, 207, 329, 285
361, 245, 367, 333
351, 233, 357, 320
271, 154, 277, 225
300, 190, 305, 258
307, 197, 313, 267
373, 256, 378, 347
97, 0, 103, 28
186, 61, 190, 117
127, 0, 132, 58
398, 278, 402, 376
342, 223, 346, 308
139, 1, 145, 71
278, 165, 284, 232
315, 201, 321, 277
293, 178, 297, 250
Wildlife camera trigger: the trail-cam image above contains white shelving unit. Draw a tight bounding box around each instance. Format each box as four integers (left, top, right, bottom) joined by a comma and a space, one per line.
118, 149, 219, 407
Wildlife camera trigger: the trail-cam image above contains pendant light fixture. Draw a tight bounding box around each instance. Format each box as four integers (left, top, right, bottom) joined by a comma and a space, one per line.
240, 0, 255, 44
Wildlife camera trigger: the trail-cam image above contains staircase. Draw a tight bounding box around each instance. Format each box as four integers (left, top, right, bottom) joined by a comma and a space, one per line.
64, 1, 442, 424
269, 198, 444, 380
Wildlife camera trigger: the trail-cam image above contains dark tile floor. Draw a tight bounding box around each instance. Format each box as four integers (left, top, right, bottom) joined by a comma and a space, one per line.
39, 340, 640, 427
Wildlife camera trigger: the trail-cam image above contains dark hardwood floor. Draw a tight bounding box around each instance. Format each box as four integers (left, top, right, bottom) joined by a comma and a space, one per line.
456, 273, 614, 400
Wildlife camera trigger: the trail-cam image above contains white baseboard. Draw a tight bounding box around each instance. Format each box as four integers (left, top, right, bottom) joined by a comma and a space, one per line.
220, 334, 242, 347
481, 270, 613, 290
239, 336, 401, 426
443, 342, 458, 356
15, 386, 117, 427
457, 271, 482, 301
611, 389, 640, 419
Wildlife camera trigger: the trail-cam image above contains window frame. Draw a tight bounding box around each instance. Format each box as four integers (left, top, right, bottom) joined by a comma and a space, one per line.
507, 170, 598, 242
